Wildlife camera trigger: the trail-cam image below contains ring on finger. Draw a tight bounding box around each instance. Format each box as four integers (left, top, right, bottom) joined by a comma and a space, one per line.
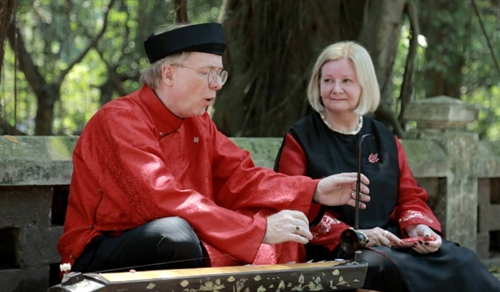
295, 226, 300, 232
383, 230, 389, 237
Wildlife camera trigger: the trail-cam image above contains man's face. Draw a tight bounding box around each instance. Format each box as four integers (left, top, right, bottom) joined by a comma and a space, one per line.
165, 52, 224, 118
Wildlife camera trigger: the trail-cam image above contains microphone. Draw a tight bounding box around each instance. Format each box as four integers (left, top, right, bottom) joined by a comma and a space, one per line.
339, 134, 374, 255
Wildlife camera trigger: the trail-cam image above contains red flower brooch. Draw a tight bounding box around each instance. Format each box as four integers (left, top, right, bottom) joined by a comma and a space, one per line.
368, 153, 379, 163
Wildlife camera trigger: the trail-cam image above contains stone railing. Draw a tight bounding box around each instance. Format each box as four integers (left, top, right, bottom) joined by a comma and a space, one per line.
0, 96, 499, 292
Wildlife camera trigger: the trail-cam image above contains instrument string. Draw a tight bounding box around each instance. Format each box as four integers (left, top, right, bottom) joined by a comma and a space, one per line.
92, 239, 345, 274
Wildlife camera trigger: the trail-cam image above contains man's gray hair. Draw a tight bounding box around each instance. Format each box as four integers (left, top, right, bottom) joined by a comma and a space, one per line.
140, 24, 192, 90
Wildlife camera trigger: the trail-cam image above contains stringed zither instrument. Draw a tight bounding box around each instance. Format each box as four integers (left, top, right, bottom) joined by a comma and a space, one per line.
48, 258, 368, 292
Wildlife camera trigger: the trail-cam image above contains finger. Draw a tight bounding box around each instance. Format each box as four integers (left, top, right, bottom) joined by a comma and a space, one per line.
422, 242, 439, 253
342, 172, 371, 185
347, 199, 366, 209
289, 223, 310, 243
300, 228, 313, 240
288, 233, 309, 244
289, 210, 309, 223
351, 188, 370, 198
358, 173, 370, 185
332, 175, 359, 185
424, 232, 441, 243
359, 184, 370, 195
386, 233, 402, 247
358, 193, 371, 203
292, 221, 313, 240
341, 172, 359, 179
399, 241, 415, 248
341, 172, 370, 182
381, 230, 399, 247
422, 238, 441, 252
349, 191, 370, 204
380, 237, 392, 247
412, 242, 428, 254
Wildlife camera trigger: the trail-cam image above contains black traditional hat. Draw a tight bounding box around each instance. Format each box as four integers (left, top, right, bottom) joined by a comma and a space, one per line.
144, 23, 226, 64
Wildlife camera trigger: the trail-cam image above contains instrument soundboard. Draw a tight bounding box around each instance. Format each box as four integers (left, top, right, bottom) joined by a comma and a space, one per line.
48, 260, 368, 291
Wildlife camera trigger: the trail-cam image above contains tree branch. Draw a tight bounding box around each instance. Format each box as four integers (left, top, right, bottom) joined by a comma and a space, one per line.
471, 0, 500, 79
0, 0, 17, 73
7, 22, 48, 97
55, 0, 116, 85
376, 103, 405, 138
398, 0, 419, 127
174, 0, 188, 23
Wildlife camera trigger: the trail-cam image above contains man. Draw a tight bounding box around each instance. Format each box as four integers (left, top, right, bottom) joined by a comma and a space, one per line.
58, 23, 370, 273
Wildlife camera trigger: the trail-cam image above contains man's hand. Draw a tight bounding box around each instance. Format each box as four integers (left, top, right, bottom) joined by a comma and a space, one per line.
262, 210, 313, 245
314, 172, 370, 208
404, 224, 442, 254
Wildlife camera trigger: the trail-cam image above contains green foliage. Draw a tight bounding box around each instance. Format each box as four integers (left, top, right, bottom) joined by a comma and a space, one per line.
55, 50, 105, 135
392, 0, 499, 140
0, 0, 497, 141
1, 0, 222, 135
464, 85, 500, 140
188, 0, 222, 22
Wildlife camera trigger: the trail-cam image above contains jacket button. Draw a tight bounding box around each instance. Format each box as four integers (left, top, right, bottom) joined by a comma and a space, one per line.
70, 255, 74, 259
176, 128, 181, 132
159, 132, 164, 136
88, 225, 93, 229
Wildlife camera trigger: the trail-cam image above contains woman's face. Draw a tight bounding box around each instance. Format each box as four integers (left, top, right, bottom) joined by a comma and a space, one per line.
319, 58, 362, 115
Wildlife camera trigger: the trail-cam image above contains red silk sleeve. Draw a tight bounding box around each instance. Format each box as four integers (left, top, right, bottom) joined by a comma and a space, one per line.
394, 137, 443, 235
276, 133, 320, 221
276, 133, 307, 176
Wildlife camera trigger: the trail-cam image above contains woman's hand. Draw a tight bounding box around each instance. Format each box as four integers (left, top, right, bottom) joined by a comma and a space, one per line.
314, 172, 370, 208
405, 224, 442, 254
360, 227, 402, 248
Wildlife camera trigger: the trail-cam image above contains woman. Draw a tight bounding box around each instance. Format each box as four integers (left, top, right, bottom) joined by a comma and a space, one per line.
274, 41, 500, 291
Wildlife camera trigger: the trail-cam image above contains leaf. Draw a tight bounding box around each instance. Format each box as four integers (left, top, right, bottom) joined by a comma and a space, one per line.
4, 135, 19, 144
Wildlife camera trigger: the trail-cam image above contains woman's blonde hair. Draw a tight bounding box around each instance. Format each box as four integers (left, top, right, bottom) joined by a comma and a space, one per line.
306, 41, 380, 115
140, 24, 192, 90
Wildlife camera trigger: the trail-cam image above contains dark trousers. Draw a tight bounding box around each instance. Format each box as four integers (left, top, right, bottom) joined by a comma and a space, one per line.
72, 217, 206, 273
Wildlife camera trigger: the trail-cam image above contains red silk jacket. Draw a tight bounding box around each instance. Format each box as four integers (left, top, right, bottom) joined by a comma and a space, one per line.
58, 85, 317, 268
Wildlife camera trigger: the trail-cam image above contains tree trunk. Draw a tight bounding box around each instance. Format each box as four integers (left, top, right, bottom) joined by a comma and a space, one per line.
7, 21, 58, 134
214, 0, 410, 137
0, 0, 18, 133
214, 0, 360, 137
0, 0, 17, 77
358, 0, 407, 137
34, 84, 59, 135
174, 0, 188, 23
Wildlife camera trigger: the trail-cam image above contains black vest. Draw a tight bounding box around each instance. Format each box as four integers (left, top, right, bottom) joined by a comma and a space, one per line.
276, 113, 400, 230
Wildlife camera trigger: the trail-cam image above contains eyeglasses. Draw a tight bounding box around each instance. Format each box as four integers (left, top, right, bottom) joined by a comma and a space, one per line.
173, 64, 228, 86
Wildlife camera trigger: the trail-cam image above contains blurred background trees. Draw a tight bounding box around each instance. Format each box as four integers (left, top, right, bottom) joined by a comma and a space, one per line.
0, 0, 498, 140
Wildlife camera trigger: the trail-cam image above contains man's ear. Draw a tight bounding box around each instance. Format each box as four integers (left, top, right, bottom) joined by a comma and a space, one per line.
161, 65, 175, 86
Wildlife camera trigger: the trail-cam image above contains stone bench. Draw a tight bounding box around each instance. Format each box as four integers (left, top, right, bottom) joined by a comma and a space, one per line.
1, 97, 499, 291
0, 135, 497, 292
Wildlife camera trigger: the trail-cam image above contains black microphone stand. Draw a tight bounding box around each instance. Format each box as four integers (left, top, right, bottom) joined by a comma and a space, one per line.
339, 134, 374, 256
